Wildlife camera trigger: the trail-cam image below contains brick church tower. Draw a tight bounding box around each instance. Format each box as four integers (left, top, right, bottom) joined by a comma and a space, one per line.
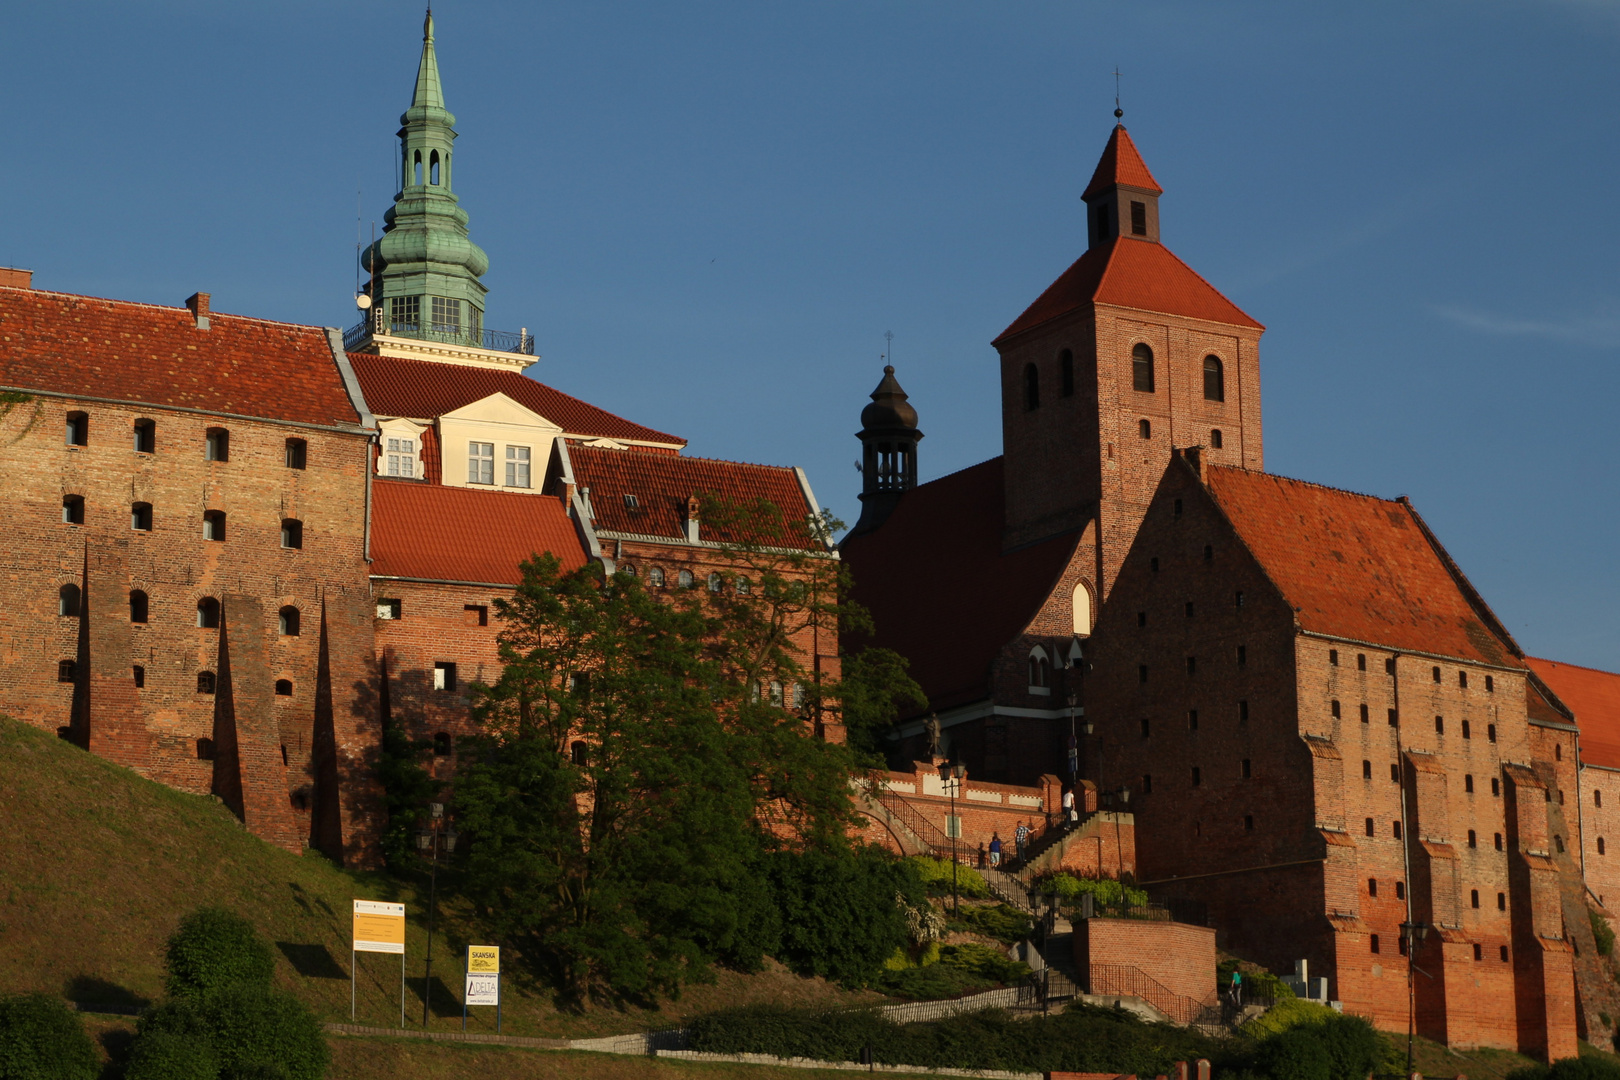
992, 123, 1265, 598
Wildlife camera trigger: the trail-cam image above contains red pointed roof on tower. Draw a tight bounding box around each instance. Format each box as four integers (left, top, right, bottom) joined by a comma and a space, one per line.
1082, 125, 1162, 200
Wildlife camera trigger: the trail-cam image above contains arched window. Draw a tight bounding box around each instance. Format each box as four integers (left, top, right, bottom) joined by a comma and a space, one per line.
414, 150, 423, 186
203, 510, 226, 541
62, 495, 85, 525
197, 597, 220, 629
434, 731, 453, 756
770, 680, 784, 706
792, 682, 807, 709
620, 564, 637, 578
130, 590, 149, 624
677, 569, 694, 589
1072, 582, 1093, 637
1139, 419, 1151, 439
280, 519, 303, 549
1203, 355, 1225, 401
1024, 363, 1040, 411
275, 679, 293, 696
57, 659, 76, 683
707, 573, 722, 593
278, 606, 300, 636
1027, 647, 1050, 689
1059, 349, 1075, 397
1132, 343, 1155, 393
131, 503, 153, 531
134, 418, 156, 453
65, 411, 88, 446
204, 428, 229, 462
58, 583, 81, 617
648, 567, 666, 588
196, 671, 216, 694
735, 577, 752, 595
430, 150, 440, 185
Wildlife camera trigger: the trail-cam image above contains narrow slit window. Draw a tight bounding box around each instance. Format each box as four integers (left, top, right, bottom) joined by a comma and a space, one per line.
196, 597, 220, 628
58, 583, 81, 617
1024, 363, 1040, 411
62, 495, 85, 525
1130, 200, 1147, 235
278, 606, 300, 636
1059, 349, 1074, 396
1139, 418, 1151, 439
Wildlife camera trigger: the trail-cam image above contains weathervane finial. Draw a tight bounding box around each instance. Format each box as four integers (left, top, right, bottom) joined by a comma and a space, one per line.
1112, 67, 1124, 122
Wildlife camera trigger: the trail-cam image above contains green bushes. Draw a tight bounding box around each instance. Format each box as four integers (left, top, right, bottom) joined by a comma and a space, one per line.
907, 856, 990, 900
124, 908, 328, 1080
0, 993, 100, 1080
1037, 873, 1147, 908
1592, 909, 1616, 958
764, 847, 919, 988
165, 908, 275, 999
1508, 1056, 1620, 1080
875, 942, 1030, 999
948, 903, 1033, 944
1236, 996, 1332, 1038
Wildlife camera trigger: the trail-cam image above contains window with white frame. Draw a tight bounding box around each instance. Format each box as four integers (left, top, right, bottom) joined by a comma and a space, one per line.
505, 445, 531, 488
385, 437, 416, 478
468, 442, 494, 484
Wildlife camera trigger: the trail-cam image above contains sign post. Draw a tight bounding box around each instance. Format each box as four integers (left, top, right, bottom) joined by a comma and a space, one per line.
352, 900, 407, 1027
463, 945, 500, 1033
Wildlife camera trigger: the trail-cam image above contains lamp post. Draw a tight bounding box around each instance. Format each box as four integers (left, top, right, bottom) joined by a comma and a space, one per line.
1066, 691, 1079, 784
1400, 919, 1429, 1075
941, 761, 966, 913
415, 803, 459, 1027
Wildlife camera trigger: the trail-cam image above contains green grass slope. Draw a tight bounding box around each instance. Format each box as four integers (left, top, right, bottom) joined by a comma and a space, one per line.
0, 716, 877, 1038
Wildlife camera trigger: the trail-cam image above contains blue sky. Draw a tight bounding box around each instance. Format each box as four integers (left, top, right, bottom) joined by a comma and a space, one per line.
5, 2, 1619, 668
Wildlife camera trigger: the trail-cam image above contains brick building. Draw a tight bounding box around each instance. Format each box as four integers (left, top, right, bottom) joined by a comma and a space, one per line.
843, 120, 1615, 1058
0, 14, 836, 862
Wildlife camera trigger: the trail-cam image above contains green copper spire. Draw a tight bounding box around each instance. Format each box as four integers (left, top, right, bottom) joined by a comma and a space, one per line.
361, 9, 490, 347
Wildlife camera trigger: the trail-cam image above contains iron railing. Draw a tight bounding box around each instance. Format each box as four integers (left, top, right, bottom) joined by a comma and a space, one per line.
1086, 964, 1222, 1027
343, 315, 535, 356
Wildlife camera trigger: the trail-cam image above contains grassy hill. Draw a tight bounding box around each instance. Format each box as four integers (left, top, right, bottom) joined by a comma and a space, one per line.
0, 716, 877, 1039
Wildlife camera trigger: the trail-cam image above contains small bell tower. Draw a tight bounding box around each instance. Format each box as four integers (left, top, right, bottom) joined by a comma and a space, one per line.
848, 366, 923, 539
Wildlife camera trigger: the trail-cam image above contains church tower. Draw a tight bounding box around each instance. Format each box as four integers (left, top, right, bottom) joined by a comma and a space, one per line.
992, 123, 1265, 599
358, 12, 493, 353
847, 365, 923, 539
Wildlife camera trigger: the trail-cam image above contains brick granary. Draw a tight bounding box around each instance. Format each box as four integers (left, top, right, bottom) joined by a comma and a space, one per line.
0, 16, 836, 865
843, 124, 1620, 1057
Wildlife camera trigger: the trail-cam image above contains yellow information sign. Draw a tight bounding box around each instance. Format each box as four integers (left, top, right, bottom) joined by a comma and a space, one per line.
468, 945, 500, 974
352, 900, 406, 954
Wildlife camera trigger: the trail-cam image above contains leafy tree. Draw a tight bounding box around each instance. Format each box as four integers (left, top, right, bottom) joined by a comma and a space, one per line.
165, 908, 275, 1000
767, 846, 916, 987
0, 994, 99, 1080
837, 647, 927, 763
375, 698, 438, 870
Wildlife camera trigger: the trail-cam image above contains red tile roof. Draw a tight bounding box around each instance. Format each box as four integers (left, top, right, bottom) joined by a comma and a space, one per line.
567, 445, 819, 549
840, 458, 1081, 712
369, 480, 587, 584
994, 237, 1262, 345
349, 353, 685, 448
1204, 466, 1523, 669
1082, 125, 1162, 200
0, 287, 361, 427
1528, 658, 1620, 769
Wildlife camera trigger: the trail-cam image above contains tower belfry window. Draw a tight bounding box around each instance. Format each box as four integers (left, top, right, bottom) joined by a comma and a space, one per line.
1132, 344, 1155, 393
431, 297, 462, 334
1024, 364, 1040, 411
1203, 356, 1225, 402
1130, 201, 1147, 236
1060, 349, 1075, 397
414, 150, 423, 186
430, 150, 440, 185
389, 296, 420, 333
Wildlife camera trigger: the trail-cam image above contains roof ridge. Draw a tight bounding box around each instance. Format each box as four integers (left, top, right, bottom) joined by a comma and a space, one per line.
1529, 656, 1620, 680
1206, 463, 1396, 505
3, 287, 332, 333
574, 444, 800, 474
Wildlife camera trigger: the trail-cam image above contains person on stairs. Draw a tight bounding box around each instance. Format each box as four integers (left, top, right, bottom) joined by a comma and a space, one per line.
989, 832, 1002, 868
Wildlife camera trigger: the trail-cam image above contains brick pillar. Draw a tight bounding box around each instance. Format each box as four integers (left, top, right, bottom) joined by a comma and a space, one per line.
79, 540, 148, 770
211, 595, 301, 852
1505, 763, 1579, 1061
311, 593, 383, 868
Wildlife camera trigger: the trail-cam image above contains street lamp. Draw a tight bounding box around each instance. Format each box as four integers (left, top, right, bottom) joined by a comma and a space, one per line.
1400, 919, 1429, 1075
940, 761, 966, 913
416, 803, 459, 1027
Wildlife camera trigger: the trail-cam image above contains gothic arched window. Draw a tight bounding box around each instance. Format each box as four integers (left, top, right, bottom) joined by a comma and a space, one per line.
1132, 343, 1155, 393
1203, 355, 1224, 401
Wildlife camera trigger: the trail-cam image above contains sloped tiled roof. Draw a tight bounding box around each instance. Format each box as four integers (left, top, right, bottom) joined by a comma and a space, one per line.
994, 237, 1263, 345
1082, 125, 1163, 200
370, 480, 586, 584
349, 354, 685, 448
1528, 658, 1620, 769
1204, 466, 1522, 669
0, 287, 361, 427
840, 458, 1081, 712
568, 445, 819, 549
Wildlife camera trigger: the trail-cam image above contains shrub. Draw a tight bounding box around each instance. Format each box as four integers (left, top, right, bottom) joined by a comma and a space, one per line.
123, 1030, 220, 1080
140, 987, 326, 1080
768, 847, 916, 988
907, 856, 990, 900
949, 903, 1033, 944
0, 993, 100, 1080
1593, 910, 1616, 959
1237, 996, 1336, 1039
1038, 873, 1147, 908
1508, 1057, 1620, 1080
1256, 1027, 1331, 1080
1217, 957, 1294, 1003
165, 908, 275, 1000
1238, 1009, 1386, 1080
937, 943, 1028, 985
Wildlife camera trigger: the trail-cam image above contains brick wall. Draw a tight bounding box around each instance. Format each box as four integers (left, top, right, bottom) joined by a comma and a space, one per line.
0, 393, 375, 860
1074, 916, 1217, 1008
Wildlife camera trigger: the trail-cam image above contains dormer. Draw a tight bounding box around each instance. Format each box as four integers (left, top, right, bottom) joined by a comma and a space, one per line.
438, 392, 563, 493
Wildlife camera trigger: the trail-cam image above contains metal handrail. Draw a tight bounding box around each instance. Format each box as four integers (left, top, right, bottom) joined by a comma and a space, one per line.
343, 315, 535, 356
1087, 963, 1222, 1026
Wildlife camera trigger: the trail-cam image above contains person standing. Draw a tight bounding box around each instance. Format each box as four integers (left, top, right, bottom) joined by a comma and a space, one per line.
1014, 820, 1031, 863
1062, 787, 1077, 827
989, 833, 1002, 868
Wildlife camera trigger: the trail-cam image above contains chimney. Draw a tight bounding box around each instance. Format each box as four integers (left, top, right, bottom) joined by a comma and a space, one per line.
1182, 445, 1207, 484
684, 496, 701, 543
0, 267, 33, 289
185, 292, 211, 330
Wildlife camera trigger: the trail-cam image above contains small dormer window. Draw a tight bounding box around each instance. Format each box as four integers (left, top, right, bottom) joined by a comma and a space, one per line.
1130, 201, 1147, 236
624, 493, 639, 510
386, 438, 416, 478
468, 442, 494, 484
